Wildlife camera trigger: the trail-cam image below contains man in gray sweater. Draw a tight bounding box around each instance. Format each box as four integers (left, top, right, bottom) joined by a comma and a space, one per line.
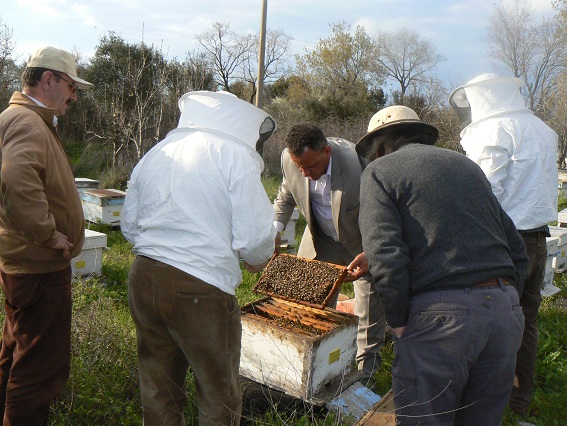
356, 106, 527, 425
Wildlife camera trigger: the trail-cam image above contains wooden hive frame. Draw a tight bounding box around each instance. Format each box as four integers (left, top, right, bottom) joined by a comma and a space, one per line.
253, 253, 348, 310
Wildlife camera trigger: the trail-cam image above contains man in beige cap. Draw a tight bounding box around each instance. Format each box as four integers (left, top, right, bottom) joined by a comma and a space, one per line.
357, 105, 527, 425
0, 46, 92, 425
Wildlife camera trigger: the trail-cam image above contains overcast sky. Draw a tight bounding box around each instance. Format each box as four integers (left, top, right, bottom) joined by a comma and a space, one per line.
2, 0, 557, 90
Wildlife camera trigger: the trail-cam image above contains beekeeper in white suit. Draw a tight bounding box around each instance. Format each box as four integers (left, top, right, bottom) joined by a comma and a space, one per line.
121, 91, 276, 426
450, 74, 558, 420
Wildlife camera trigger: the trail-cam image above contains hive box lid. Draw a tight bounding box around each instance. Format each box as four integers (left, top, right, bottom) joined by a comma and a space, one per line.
253, 253, 347, 309
75, 178, 100, 188
83, 229, 108, 249
549, 225, 567, 246
81, 189, 126, 206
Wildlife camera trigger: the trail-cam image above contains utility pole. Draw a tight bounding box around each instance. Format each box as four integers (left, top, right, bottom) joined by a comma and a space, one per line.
256, 0, 267, 109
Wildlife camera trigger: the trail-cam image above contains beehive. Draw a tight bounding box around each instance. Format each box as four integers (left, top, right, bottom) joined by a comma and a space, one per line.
240, 254, 358, 401
542, 236, 561, 297
75, 177, 99, 195
71, 229, 107, 277
549, 225, 567, 272
81, 189, 126, 226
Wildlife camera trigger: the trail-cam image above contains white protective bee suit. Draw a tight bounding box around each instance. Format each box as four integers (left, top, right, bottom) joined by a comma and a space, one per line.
121, 91, 276, 426
451, 74, 558, 231
450, 73, 558, 416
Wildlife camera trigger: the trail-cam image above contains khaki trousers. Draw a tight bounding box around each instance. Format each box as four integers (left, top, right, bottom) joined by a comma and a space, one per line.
128, 256, 242, 426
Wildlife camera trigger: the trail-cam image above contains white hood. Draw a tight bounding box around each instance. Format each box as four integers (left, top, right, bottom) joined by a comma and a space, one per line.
175, 91, 276, 171
456, 74, 527, 126
456, 74, 558, 231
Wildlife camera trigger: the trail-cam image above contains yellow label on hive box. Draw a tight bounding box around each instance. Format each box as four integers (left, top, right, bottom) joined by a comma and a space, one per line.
75, 260, 86, 269
328, 348, 340, 364
113, 211, 120, 216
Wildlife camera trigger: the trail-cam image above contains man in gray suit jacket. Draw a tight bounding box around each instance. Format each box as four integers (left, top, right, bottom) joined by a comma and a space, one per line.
273, 123, 385, 384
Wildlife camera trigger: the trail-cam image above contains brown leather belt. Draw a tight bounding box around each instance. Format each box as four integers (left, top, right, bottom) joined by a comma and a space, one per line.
475, 278, 510, 287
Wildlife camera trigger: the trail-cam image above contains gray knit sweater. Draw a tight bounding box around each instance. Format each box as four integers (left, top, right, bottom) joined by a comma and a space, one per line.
359, 143, 528, 328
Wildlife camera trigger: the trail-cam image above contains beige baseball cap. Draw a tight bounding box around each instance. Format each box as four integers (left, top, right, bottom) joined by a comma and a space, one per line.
27, 46, 93, 90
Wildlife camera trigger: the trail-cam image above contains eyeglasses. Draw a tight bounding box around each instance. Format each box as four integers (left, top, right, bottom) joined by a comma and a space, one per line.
52, 72, 78, 94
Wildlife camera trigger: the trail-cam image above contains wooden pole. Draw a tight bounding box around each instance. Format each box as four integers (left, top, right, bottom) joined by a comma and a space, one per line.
256, 0, 267, 109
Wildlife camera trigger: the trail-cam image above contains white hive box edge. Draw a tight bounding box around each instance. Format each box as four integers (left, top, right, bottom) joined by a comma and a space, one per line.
240, 298, 358, 402
549, 226, 567, 272
81, 189, 126, 226
546, 237, 559, 272
274, 205, 301, 244
71, 229, 107, 277
240, 255, 356, 402
557, 208, 567, 227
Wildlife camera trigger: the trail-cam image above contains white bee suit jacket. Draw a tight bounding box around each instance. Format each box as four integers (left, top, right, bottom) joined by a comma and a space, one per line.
121, 91, 276, 295
459, 77, 558, 231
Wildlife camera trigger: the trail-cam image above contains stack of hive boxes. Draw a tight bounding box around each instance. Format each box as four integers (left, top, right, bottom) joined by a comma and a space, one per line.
543, 224, 566, 297
72, 178, 110, 278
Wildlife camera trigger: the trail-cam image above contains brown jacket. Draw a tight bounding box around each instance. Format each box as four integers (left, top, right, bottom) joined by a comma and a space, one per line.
0, 92, 84, 274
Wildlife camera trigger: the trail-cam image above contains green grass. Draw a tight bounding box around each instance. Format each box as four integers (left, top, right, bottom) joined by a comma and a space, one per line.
0, 186, 564, 425
262, 174, 283, 202
44, 221, 565, 425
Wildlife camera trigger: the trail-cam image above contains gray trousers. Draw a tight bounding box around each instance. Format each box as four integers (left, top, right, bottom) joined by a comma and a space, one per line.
299, 232, 386, 377
128, 256, 242, 426
392, 283, 524, 425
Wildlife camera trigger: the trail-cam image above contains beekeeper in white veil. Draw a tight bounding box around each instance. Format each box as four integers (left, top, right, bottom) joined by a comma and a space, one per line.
450, 73, 558, 420
122, 91, 276, 426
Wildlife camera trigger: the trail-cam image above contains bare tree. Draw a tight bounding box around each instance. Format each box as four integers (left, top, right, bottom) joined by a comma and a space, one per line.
487, 0, 566, 115
0, 15, 19, 108
376, 28, 445, 105
544, 72, 567, 166
87, 33, 171, 168
241, 28, 293, 103
195, 21, 252, 92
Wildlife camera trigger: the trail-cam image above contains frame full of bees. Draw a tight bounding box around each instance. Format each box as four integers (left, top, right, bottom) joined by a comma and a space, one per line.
239, 254, 359, 402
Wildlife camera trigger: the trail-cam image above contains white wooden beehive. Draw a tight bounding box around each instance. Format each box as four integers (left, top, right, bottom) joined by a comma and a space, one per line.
81, 189, 126, 226
549, 226, 567, 272
273, 205, 301, 244
71, 229, 107, 277
240, 297, 358, 401
239, 254, 357, 401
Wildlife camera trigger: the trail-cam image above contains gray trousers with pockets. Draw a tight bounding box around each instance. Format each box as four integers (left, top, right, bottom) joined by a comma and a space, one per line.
392, 282, 524, 425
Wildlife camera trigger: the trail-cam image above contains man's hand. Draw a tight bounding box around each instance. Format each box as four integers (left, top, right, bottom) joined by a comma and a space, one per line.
391, 326, 406, 339
344, 252, 369, 282
51, 231, 74, 259
244, 258, 270, 273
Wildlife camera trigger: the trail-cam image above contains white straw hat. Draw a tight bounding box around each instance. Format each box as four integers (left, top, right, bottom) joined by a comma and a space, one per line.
356, 105, 438, 158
